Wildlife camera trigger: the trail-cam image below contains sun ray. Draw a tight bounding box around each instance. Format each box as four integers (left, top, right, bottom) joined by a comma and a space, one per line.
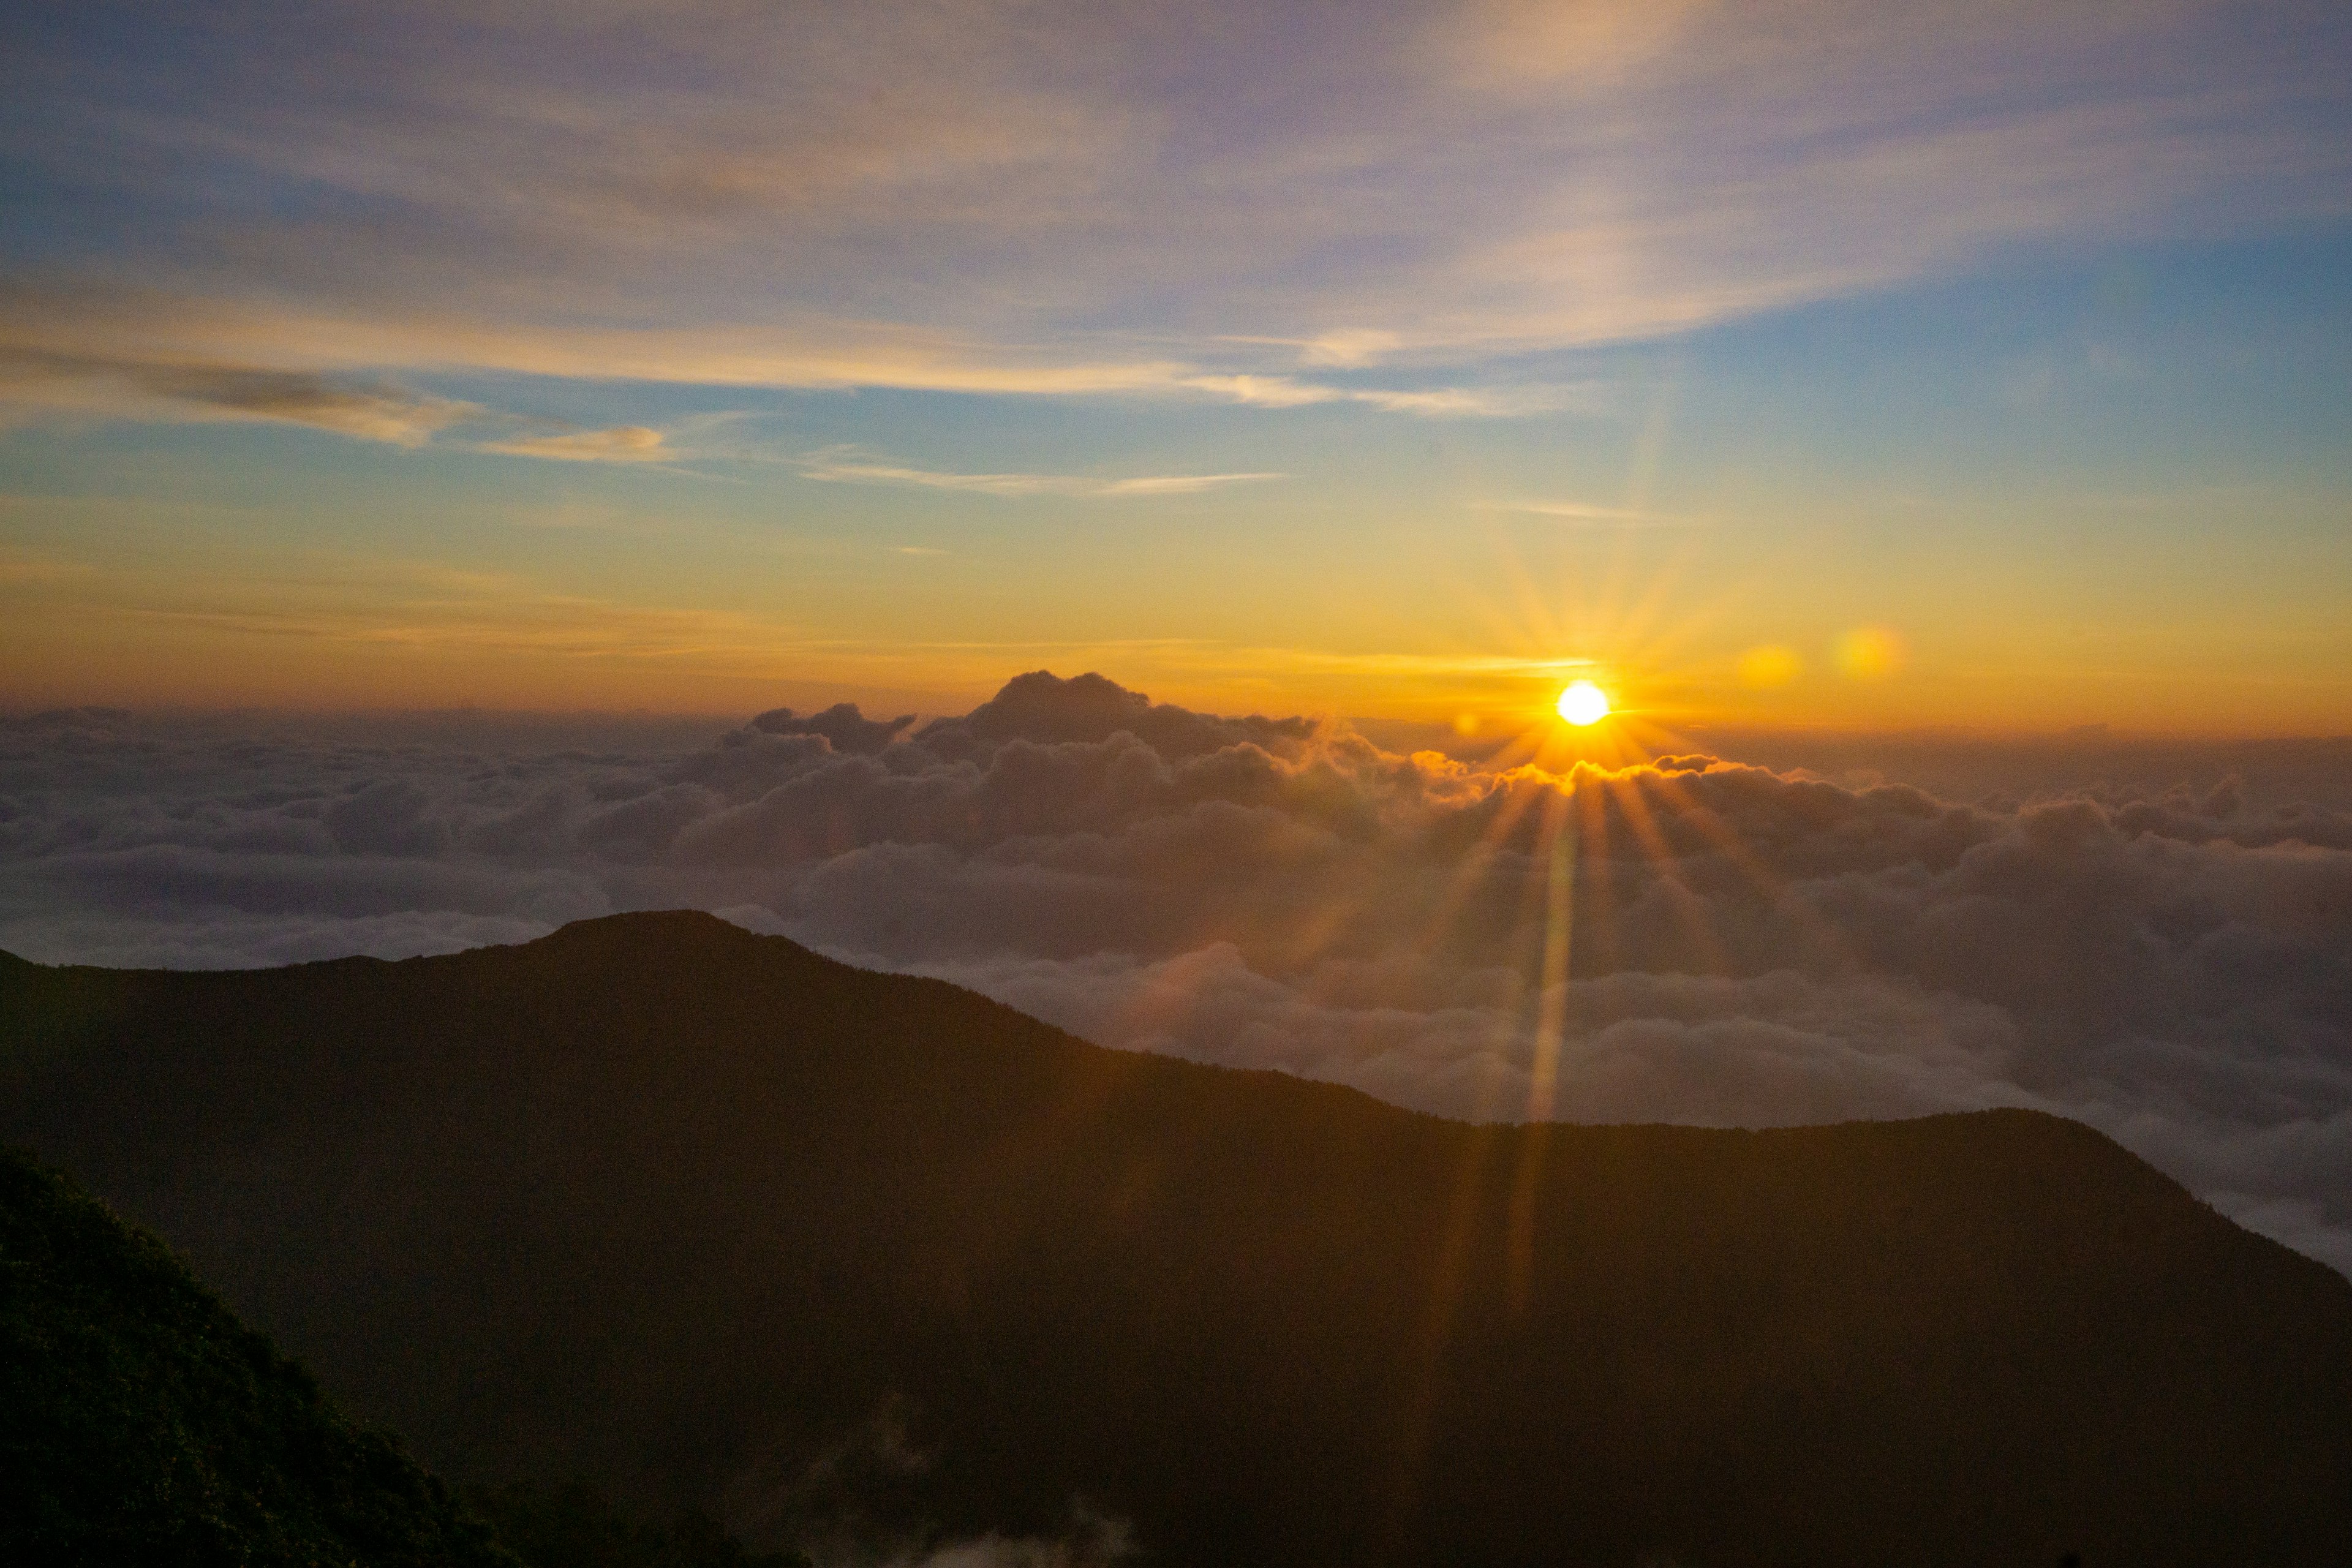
1505, 779, 1577, 1316
1607, 771, 1736, 974
1574, 772, 1622, 978
1408, 764, 1566, 962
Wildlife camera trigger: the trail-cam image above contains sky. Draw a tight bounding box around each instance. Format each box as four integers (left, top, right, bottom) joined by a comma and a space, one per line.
3, 0, 2350, 734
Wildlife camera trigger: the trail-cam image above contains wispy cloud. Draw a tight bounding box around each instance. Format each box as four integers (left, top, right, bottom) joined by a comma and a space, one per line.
477, 426, 668, 462
0, 347, 473, 447
1, 337, 699, 465
1213, 330, 1406, 368
794, 450, 1286, 499
9, 1, 2338, 421
1496, 499, 1700, 526
1091, 473, 1287, 497
1175, 373, 1597, 417
0, 288, 1602, 425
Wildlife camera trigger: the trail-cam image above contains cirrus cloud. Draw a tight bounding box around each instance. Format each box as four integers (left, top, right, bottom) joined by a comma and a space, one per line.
791, 449, 1287, 498
3, 1, 2343, 416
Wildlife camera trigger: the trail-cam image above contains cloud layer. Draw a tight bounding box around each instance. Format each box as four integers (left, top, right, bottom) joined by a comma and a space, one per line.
4, 673, 2350, 1275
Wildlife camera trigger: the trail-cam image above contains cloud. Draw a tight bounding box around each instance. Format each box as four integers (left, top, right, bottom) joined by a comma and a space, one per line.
0, 347, 473, 446
1217, 330, 1405, 369
6, 674, 2352, 1279
1172, 374, 1593, 417
0, 337, 710, 463
1089, 473, 1284, 497
900, 1512, 1133, 1568
793, 450, 1286, 497
750, 703, 918, 756
132, 369, 469, 446
1495, 500, 1695, 526
0, 286, 1204, 409
1341, 384, 1603, 417
6, 1, 2341, 413
0, 290, 1577, 424
0, 344, 679, 464
478, 425, 667, 462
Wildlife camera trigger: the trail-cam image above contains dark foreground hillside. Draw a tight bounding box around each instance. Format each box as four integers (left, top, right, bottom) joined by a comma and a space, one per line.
0, 1145, 510, 1567
5, 913, 2351, 1566
0, 1143, 807, 1568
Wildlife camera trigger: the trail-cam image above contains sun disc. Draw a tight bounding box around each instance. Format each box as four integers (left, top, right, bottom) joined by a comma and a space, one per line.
1556, 679, 1610, 725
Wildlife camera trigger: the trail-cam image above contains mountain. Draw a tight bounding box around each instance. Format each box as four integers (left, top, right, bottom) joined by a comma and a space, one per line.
0, 1140, 812, 1568
0, 1143, 512, 1566
4, 912, 2350, 1565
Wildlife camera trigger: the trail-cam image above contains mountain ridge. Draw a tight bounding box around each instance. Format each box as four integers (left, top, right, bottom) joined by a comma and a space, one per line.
0, 1143, 516, 1566
5, 910, 2350, 1566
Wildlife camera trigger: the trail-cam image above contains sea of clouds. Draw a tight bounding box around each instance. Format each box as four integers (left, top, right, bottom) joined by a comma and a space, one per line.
4, 672, 2350, 1275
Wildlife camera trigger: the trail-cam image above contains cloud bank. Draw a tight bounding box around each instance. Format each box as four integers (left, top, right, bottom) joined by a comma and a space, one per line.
4, 674, 2350, 1276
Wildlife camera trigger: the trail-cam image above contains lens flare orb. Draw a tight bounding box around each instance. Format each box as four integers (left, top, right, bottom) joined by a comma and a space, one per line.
1556, 679, 1611, 725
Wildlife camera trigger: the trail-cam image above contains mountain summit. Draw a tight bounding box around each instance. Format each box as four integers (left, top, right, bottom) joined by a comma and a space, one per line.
6, 911, 2350, 1564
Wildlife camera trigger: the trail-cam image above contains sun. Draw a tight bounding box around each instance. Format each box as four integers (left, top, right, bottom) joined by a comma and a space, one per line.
1556, 679, 1611, 726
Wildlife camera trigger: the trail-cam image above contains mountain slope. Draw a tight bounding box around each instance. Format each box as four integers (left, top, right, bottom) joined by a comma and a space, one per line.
4, 911, 2350, 1566
0, 1144, 513, 1566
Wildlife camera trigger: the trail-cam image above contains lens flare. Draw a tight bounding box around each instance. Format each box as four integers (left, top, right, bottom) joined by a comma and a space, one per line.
1836, 626, 1904, 679
1556, 680, 1610, 725
1736, 644, 1803, 688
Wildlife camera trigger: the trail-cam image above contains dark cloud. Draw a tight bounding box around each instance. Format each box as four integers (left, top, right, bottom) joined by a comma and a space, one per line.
4, 677, 2351, 1276
750, 703, 917, 756
913, 671, 1320, 760
0, 347, 472, 445
0, 345, 677, 459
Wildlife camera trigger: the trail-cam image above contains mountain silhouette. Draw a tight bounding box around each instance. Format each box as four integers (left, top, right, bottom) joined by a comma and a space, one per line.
4, 911, 2350, 1565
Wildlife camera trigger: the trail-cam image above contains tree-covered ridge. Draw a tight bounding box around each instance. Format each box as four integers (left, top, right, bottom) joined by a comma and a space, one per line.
0, 1143, 513, 1567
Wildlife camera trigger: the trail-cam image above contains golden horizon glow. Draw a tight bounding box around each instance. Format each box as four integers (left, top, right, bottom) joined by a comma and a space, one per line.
3, 494, 2348, 735
1556, 680, 1611, 726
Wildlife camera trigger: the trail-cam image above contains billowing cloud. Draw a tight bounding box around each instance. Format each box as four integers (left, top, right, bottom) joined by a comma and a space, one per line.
750, 703, 918, 756
4, 673, 2351, 1277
